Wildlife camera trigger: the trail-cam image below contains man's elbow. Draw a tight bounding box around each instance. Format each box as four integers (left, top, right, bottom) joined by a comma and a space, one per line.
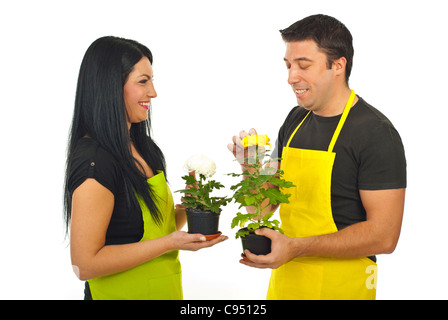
378, 236, 400, 255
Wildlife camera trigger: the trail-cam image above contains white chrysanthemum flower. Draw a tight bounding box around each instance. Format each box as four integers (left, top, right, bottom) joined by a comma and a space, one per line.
183, 154, 216, 178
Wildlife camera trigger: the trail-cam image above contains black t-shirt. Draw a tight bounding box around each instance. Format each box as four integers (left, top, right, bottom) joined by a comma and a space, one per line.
68, 138, 144, 245
272, 96, 407, 231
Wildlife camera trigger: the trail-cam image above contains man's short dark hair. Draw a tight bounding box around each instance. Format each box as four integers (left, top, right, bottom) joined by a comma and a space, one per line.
280, 14, 354, 84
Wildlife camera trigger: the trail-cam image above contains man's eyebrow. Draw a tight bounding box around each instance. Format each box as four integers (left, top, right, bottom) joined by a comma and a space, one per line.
283, 57, 313, 62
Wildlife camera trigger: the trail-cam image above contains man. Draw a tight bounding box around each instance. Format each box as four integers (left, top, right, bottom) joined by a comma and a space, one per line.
228, 14, 406, 300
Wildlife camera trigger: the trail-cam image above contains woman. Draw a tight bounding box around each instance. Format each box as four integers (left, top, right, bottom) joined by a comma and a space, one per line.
63, 36, 227, 300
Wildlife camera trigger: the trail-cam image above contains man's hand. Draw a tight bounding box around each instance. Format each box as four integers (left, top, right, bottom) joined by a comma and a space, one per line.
240, 227, 303, 269
227, 128, 265, 165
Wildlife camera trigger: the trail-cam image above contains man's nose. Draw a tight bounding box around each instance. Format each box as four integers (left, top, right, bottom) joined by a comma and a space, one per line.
288, 65, 301, 85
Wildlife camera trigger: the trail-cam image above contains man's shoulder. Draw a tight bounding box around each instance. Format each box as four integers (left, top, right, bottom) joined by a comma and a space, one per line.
350, 97, 390, 122
348, 97, 396, 130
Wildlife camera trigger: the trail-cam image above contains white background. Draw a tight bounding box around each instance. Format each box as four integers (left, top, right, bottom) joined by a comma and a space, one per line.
0, 0, 447, 299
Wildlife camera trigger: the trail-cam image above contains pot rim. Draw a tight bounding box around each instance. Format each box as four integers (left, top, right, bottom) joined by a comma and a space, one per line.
239, 225, 272, 234
186, 208, 221, 214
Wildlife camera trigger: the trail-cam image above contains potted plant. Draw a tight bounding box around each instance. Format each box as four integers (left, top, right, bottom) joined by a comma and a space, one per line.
228, 135, 295, 261
176, 154, 232, 240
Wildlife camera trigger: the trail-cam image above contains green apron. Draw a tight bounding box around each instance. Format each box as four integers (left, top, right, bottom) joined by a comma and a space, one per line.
88, 171, 183, 300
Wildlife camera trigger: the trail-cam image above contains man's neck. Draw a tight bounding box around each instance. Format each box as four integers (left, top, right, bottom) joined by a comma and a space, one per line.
313, 87, 358, 117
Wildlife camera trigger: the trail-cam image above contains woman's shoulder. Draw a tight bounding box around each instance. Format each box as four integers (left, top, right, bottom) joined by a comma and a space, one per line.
73, 137, 106, 155
73, 137, 118, 163
68, 138, 121, 194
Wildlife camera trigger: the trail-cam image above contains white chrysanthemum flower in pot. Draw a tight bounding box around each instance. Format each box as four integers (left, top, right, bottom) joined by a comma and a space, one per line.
176, 154, 231, 240
183, 154, 216, 178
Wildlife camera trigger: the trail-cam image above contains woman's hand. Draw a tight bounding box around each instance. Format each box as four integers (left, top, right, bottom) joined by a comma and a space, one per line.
167, 231, 228, 251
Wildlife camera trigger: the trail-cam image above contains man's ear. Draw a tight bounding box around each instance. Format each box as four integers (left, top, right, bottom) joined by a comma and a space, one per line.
332, 56, 347, 78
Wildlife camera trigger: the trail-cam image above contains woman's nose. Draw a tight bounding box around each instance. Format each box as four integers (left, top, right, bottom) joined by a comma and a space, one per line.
147, 82, 157, 98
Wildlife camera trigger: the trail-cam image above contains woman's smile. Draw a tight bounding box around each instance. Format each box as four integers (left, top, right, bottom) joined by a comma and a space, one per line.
139, 101, 151, 110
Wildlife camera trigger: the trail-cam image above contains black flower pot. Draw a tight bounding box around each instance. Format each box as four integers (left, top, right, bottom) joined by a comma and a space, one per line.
240, 227, 271, 256
186, 208, 221, 235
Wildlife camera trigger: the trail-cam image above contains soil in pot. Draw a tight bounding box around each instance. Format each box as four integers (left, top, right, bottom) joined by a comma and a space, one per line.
240, 227, 271, 261
186, 208, 221, 236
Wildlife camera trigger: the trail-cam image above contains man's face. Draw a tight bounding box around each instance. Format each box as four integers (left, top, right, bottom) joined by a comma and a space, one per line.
283, 40, 339, 115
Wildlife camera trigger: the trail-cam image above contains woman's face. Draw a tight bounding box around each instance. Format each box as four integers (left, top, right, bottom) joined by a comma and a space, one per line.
123, 57, 157, 128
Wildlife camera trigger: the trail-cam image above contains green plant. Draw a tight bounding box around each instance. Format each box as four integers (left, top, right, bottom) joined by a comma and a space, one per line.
176, 154, 231, 213
176, 173, 231, 213
228, 149, 295, 238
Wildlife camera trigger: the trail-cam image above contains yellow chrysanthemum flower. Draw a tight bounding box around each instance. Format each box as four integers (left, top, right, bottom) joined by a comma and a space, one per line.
241, 134, 271, 148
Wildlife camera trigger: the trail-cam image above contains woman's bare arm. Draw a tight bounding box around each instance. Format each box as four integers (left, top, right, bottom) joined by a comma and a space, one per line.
70, 178, 226, 281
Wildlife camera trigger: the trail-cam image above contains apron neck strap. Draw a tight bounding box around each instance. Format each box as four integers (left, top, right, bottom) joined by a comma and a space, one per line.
286, 110, 311, 148
285, 90, 356, 151
327, 90, 355, 153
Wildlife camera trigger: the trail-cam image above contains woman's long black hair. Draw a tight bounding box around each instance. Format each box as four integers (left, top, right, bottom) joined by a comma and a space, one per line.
63, 36, 166, 235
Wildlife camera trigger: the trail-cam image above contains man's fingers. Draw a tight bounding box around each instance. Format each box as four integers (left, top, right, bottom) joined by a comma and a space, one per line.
248, 128, 258, 136
229, 130, 260, 165
227, 143, 236, 155
239, 130, 249, 140
232, 135, 243, 149
240, 250, 271, 269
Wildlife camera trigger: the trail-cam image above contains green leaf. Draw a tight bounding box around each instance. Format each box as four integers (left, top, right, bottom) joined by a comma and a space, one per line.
235, 228, 250, 239
247, 222, 261, 231
261, 212, 274, 222
231, 212, 257, 229
181, 174, 197, 185
244, 196, 256, 206
260, 188, 291, 205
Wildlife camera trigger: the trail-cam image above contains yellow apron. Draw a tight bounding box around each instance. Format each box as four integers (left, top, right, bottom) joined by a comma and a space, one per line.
88, 171, 183, 300
267, 90, 377, 300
